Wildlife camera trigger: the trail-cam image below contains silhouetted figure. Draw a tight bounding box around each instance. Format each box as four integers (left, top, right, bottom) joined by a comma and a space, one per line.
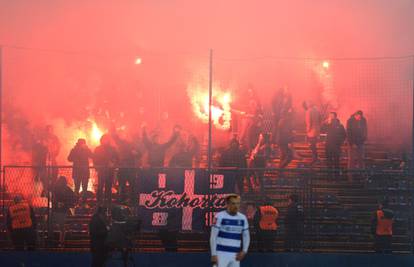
68, 138, 93, 198
169, 134, 200, 168
284, 194, 304, 252
158, 210, 179, 252
32, 138, 48, 193
303, 101, 321, 165
324, 112, 346, 172
90, 207, 109, 267
249, 133, 271, 194
347, 110, 368, 170
52, 176, 77, 247
278, 110, 295, 169
239, 86, 264, 152
271, 86, 292, 144
142, 125, 180, 167
113, 135, 141, 204
94, 134, 119, 205
219, 137, 247, 194
398, 152, 409, 171
7, 195, 37, 250
371, 198, 393, 254
43, 125, 61, 184
105, 205, 138, 266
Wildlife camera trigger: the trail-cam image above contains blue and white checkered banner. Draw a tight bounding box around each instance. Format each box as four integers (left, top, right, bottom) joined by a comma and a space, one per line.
137, 169, 236, 231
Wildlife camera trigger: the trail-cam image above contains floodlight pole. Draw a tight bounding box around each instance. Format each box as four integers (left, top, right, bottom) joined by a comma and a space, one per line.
0, 46, 3, 218
0, 46, 3, 190
411, 55, 414, 254
412, 56, 414, 173
208, 49, 213, 172
207, 49, 214, 227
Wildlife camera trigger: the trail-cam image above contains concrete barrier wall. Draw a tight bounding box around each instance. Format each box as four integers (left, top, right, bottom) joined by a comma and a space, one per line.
0, 252, 413, 267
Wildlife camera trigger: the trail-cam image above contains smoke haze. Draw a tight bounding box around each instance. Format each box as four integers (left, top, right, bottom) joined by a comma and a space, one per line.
0, 0, 413, 164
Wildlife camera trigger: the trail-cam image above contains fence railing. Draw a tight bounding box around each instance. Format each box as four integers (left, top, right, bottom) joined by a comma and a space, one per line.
1, 166, 413, 253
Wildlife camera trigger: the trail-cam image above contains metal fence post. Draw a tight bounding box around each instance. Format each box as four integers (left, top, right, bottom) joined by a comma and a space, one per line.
411, 56, 414, 254
2, 166, 5, 228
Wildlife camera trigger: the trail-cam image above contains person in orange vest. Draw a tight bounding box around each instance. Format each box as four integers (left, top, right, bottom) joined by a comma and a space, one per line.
253, 198, 279, 252
371, 198, 394, 253
6, 195, 37, 250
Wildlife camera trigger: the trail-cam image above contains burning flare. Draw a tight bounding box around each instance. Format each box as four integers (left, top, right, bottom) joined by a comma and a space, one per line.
90, 121, 104, 146
188, 84, 232, 130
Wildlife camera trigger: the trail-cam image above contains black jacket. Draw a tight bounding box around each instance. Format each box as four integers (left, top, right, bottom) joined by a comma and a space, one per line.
278, 116, 294, 145
169, 151, 194, 168
93, 144, 119, 171
143, 131, 178, 167
169, 138, 199, 168
325, 119, 346, 148
32, 142, 48, 166
89, 212, 108, 251
68, 144, 93, 178
285, 203, 304, 233
52, 185, 77, 213
346, 117, 367, 145
219, 147, 247, 169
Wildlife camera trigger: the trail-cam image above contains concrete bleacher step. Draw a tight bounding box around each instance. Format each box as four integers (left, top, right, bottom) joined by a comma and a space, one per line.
0, 141, 411, 254
257, 164, 413, 254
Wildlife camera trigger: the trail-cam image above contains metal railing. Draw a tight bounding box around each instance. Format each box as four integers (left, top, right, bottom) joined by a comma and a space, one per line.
1, 166, 412, 253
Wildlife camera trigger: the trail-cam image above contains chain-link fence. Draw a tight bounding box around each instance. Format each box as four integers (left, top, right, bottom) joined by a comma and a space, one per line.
1, 46, 413, 253
1, 166, 412, 253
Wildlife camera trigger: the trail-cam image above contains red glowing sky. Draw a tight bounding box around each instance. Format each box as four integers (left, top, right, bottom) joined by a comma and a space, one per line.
1, 1, 413, 57
0, 0, 413, 164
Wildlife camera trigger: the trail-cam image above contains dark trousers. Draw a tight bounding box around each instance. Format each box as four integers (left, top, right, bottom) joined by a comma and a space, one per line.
271, 116, 281, 144
279, 142, 292, 168
10, 228, 36, 250
91, 249, 109, 267
34, 167, 51, 195
91, 238, 109, 267
256, 230, 275, 252
326, 145, 341, 171
375, 235, 392, 253
308, 137, 318, 161
74, 176, 89, 196
348, 144, 365, 169
284, 229, 303, 252
97, 170, 114, 204
159, 230, 178, 252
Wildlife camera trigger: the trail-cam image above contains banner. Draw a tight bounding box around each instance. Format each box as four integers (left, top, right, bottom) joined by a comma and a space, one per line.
137, 169, 236, 231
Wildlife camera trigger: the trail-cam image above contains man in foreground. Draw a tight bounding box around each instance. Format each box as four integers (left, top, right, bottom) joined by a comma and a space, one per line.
210, 194, 250, 267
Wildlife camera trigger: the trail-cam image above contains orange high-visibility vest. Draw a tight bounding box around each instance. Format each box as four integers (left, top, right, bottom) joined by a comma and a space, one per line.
259, 206, 278, 230
376, 210, 393, 236
9, 202, 33, 229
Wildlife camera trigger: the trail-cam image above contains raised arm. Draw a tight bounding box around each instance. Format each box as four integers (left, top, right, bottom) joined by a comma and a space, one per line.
142, 127, 152, 149
161, 127, 180, 149
67, 148, 75, 162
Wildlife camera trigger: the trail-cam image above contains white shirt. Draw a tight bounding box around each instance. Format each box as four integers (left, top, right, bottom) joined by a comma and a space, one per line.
210, 210, 250, 255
